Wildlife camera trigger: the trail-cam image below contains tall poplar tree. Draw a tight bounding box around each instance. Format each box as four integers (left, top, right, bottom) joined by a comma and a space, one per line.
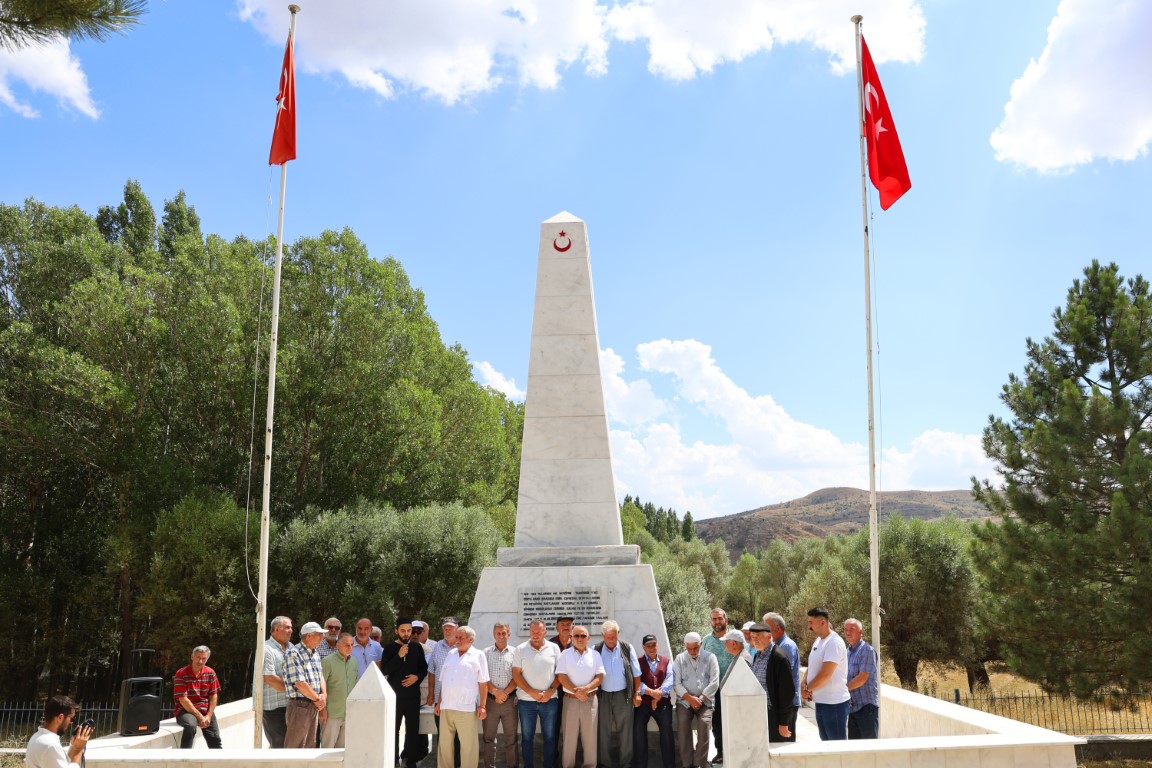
972, 261, 1152, 695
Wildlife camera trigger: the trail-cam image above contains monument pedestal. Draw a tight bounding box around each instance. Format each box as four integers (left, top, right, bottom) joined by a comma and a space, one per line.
468, 563, 670, 654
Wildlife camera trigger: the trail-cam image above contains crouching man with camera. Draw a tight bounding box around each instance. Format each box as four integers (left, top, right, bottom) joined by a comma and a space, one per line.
25, 695, 93, 768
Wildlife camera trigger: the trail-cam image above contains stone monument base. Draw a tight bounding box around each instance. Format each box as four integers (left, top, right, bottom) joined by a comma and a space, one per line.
468, 563, 671, 655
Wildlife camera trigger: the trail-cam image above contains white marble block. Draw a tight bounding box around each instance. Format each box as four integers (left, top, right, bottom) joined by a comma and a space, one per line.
721, 660, 770, 768
345, 664, 396, 768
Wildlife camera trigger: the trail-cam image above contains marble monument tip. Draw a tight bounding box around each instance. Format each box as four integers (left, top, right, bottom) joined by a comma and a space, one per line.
497, 544, 640, 567
543, 211, 584, 224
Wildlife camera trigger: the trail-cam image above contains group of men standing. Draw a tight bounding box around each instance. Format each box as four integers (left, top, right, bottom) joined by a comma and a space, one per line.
168, 604, 879, 761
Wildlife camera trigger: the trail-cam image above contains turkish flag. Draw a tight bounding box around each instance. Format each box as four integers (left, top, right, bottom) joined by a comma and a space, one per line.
268, 33, 296, 165
860, 36, 910, 210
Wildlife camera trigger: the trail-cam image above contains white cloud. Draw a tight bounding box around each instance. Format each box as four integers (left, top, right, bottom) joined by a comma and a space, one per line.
603, 338, 995, 519
0, 39, 98, 118
880, 429, 996, 491
600, 347, 665, 425
238, 0, 924, 104
990, 0, 1152, 171
607, 0, 925, 80
474, 361, 525, 400
239, 0, 610, 104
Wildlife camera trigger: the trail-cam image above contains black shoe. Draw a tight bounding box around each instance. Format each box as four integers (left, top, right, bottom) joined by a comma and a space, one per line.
711, 756, 724, 765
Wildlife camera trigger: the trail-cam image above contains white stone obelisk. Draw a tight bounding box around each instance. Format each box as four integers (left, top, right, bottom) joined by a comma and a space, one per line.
468, 212, 669, 655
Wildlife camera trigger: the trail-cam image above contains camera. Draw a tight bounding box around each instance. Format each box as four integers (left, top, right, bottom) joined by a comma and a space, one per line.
75, 717, 95, 733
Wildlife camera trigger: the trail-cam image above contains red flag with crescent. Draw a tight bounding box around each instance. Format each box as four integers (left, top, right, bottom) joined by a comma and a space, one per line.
268, 31, 296, 165
860, 36, 910, 210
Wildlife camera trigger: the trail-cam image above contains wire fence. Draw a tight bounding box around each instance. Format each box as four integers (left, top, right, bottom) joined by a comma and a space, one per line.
950, 689, 1152, 735
0, 701, 121, 748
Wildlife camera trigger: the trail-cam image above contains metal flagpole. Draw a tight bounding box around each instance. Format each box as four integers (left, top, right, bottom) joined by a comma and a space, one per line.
252, 4, 300, 747
851, 12, 883, 672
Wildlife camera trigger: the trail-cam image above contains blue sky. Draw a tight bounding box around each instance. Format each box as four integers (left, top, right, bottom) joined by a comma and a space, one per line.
2, 0, 1149, 519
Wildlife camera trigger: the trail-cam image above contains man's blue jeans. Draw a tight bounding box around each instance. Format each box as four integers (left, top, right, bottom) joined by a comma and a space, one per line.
814, 701, 849, 741
518, 697, 559, 768
848, 703, 879, 739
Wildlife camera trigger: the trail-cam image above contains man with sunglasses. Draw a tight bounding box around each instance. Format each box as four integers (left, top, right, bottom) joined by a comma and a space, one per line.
318, 618, 343, 659
555, 626, 605, 768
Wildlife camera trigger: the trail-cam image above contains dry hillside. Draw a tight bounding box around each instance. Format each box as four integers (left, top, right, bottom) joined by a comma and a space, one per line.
695, 487, 990, 560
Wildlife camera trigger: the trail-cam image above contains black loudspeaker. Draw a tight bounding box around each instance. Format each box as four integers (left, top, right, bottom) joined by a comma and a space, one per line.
118, 676, 163, 736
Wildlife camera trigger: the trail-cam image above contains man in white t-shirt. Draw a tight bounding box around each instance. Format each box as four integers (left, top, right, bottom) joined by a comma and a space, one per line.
800, 607, 850, 740
25, 695, 92, 768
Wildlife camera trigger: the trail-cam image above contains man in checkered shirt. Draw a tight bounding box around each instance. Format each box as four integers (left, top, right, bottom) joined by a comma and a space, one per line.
483, 622, 519, 768
284, 621, 327, 748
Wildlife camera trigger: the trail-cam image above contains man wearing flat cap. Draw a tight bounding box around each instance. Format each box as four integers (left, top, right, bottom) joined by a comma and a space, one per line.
382, 616, 429, 768
634, 634, 675, 768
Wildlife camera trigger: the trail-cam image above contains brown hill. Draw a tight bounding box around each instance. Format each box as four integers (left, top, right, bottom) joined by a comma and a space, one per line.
695, 487, 990, 561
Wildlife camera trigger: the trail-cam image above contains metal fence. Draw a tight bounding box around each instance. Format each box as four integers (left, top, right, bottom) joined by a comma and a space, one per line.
0, 701, 121, 748
951, 690, 1152, 735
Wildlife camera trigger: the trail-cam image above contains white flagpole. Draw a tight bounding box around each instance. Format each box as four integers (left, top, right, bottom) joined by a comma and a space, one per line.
852, 13, 883, 671
253, 4, 299, 748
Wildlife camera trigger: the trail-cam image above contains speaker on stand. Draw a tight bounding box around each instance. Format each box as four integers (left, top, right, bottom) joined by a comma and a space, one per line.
118, 648, 162, 736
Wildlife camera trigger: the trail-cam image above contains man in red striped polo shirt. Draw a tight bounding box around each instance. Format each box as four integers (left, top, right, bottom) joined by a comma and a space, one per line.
174, 645, 223, 749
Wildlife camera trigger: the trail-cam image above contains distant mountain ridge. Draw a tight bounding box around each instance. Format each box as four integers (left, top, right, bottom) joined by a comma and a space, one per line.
695, 487, 990, 559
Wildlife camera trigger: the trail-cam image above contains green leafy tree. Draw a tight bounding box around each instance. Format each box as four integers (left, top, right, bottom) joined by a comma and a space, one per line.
138, 492, 253, 683
973, 261, 1152, 695
667, 537, 732, 606
620, 500, 646, 542
868, 515, 977, 690
681, 511, 696, 541
652, 559, 711, 643
272, 500, 500, 627
0, 0, 145, 50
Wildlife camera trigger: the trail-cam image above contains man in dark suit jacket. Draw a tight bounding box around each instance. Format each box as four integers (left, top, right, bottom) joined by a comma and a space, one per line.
747, 623, 796, 742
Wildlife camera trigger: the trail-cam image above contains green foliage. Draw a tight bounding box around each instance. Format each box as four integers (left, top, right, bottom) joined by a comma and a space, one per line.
272, 500, 500, 628
138, 492, 253, 676
0, 0, 146, 51
651, 559, 711, 644
620, 501, 646, 541
868, 515, 978, 689
681, 511, 696, 541
973, 261, 1152, 696
0, 185, 523, 699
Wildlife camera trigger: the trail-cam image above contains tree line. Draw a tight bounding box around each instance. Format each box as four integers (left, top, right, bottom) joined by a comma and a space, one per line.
0, 182, 523, 701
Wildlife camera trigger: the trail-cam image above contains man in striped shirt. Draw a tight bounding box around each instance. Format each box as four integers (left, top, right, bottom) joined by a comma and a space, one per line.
284, 621, 327, 748
173, 646, 222, 749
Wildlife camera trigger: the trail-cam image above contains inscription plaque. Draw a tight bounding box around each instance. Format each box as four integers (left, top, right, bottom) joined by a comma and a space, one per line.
519, 588, 610, 634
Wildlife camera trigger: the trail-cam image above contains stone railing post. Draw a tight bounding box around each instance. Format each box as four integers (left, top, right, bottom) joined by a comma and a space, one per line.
720, 662, 770, 767
345, 664, 396, 768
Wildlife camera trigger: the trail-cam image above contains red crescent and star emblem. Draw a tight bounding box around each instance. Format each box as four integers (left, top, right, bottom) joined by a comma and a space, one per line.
553, 230, 572, 252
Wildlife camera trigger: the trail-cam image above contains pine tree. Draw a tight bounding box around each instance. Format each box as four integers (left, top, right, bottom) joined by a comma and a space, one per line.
0, 0, 146, 51
973, 261, 1152, 695
681, 511, 696, 541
